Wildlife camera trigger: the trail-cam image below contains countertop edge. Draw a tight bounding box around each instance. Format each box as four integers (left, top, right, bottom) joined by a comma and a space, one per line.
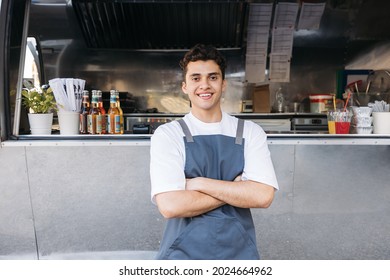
2, 134, 390, 147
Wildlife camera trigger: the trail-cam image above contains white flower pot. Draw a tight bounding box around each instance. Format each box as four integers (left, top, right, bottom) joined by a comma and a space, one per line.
28, 113, 53, 135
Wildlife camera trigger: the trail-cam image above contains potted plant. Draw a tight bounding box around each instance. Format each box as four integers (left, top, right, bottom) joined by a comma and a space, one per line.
22, 84, 57, 135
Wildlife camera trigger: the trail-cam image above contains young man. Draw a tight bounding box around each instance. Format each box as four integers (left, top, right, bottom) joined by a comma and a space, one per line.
150, 44, 279, 260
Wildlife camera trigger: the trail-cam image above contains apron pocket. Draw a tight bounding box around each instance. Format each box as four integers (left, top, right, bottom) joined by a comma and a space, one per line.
216, 217, 260, 260
164, 217, 217, 260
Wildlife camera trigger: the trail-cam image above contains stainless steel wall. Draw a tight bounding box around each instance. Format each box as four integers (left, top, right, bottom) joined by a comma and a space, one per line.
27, 1, 252, 114
41, 45, 251, 114
2, 0, 389, 137
38, 41, 344, 114
25, 1, 350, 116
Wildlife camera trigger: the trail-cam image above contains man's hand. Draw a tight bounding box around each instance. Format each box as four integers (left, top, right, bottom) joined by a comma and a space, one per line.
234, 174, 242, 182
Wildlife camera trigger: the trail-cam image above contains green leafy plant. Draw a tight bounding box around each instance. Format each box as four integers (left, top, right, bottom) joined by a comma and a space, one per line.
22, 85, 57, 114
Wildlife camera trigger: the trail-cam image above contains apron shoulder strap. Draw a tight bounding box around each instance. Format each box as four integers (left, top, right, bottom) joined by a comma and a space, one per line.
235, 118, 244, 145
178, 117, 243, 144
177, 119, 194, 143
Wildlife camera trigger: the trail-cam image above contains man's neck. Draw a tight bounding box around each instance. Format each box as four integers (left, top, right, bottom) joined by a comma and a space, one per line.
191, 109, 222, 123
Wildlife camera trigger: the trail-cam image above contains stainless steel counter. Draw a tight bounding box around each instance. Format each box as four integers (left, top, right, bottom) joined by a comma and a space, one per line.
266, 133, 390, 145
124, 112, 326, 118
1, 129, 389, 260
3, 133, 390, 146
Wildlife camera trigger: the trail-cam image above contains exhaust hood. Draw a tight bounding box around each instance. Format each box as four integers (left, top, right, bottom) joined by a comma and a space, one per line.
72, 0, 249, 50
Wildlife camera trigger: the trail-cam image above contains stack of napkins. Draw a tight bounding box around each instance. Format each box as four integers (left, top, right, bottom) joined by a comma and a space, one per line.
49, 78, 86, 112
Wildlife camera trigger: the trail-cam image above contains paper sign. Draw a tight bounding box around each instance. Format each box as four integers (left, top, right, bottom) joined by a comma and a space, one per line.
297, 2, 326, 30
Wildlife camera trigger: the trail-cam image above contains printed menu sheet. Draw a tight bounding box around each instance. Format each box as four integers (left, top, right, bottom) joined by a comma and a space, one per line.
273, 2, 299, 29
271, 28, 294, 57
269, 53, 291, 82
245, 2, 325, 83
297, 2, 326, 30
268, 2, 298, 82
245, 3, 273, 83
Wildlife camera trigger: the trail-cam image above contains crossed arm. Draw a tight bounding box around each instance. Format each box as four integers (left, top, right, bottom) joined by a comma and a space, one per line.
155, 176, 275, 219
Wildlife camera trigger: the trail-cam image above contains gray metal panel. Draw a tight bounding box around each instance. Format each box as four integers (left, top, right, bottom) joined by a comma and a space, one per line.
251, 144, 390, 260
291, 145, 390, 259
0, 147, 37, 259
251, 144, 295, 259
264, 144, 294, 215
1, 141, 389, 260
25, 145, 163, 258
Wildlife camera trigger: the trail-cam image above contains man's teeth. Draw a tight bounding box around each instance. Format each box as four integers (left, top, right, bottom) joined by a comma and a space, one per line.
199, 93, 211, 97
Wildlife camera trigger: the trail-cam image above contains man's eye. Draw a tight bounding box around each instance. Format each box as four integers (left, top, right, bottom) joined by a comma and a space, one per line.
210, 75, 218, 81
192, 77, 200, 81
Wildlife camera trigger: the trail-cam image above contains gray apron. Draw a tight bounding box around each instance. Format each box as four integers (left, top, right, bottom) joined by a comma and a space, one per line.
156, 118, 260, 260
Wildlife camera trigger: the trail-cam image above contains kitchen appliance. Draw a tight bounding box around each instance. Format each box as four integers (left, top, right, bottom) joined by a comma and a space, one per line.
291, 116, 328, 131
132, 124, 150, 134
241, 100, 253, 113
251, 119, 291, 132
126, 115, 178, 134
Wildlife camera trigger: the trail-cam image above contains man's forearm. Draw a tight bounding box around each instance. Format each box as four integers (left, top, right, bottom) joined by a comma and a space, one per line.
186, 177, 275, 208
155, 189, 225, 219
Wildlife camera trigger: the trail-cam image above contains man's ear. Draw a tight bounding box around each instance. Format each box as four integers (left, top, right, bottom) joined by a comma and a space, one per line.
222, 79, 227, 92
181, 81, 188, 94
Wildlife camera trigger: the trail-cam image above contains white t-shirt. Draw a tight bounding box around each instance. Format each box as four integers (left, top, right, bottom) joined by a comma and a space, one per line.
150, 111, 279, 203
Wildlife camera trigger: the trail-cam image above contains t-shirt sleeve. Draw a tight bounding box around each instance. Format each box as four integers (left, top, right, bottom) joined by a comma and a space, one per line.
150, 124, 186, 203
241, 121, 279, 190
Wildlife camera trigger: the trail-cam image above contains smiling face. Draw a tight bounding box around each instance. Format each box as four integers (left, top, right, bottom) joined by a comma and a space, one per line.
182, 60, 226, 122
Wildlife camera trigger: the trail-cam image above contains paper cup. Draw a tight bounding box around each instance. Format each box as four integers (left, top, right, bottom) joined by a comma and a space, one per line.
58, 111, 80, 135
373, 112, 390, 134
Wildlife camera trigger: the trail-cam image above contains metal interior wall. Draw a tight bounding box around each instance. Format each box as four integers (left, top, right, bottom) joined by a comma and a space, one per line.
8, 0, 390, 135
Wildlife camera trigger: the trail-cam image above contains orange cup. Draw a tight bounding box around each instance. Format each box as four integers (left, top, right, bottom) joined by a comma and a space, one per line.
328, 121, 336, 134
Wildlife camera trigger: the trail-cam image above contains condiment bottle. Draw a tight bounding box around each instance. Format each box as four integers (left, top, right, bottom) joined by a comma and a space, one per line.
115, 90, 124, 134
107, 90, 121, 134
79, 90, 90, 134
97, 90, 107, 134
88, 90, 103, 134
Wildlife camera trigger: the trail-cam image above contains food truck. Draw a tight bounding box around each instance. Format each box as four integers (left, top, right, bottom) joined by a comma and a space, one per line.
0, 0, 389, 260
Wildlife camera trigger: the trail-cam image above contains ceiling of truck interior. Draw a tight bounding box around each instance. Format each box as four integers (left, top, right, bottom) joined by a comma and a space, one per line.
29, 0, 390, 51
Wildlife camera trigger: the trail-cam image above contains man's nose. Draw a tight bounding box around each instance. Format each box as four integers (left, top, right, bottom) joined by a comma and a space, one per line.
199, 77, 210, 89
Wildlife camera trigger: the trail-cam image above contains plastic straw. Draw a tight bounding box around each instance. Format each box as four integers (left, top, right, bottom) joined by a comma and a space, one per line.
343, 91, 351, 112
369, 100, 389, 112
354, 82, 359, 96
333, 94, 336, 111
365, 81, 371, 94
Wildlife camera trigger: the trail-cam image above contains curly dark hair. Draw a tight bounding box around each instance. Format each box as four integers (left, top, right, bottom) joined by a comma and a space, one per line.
179, 44, 227, 80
